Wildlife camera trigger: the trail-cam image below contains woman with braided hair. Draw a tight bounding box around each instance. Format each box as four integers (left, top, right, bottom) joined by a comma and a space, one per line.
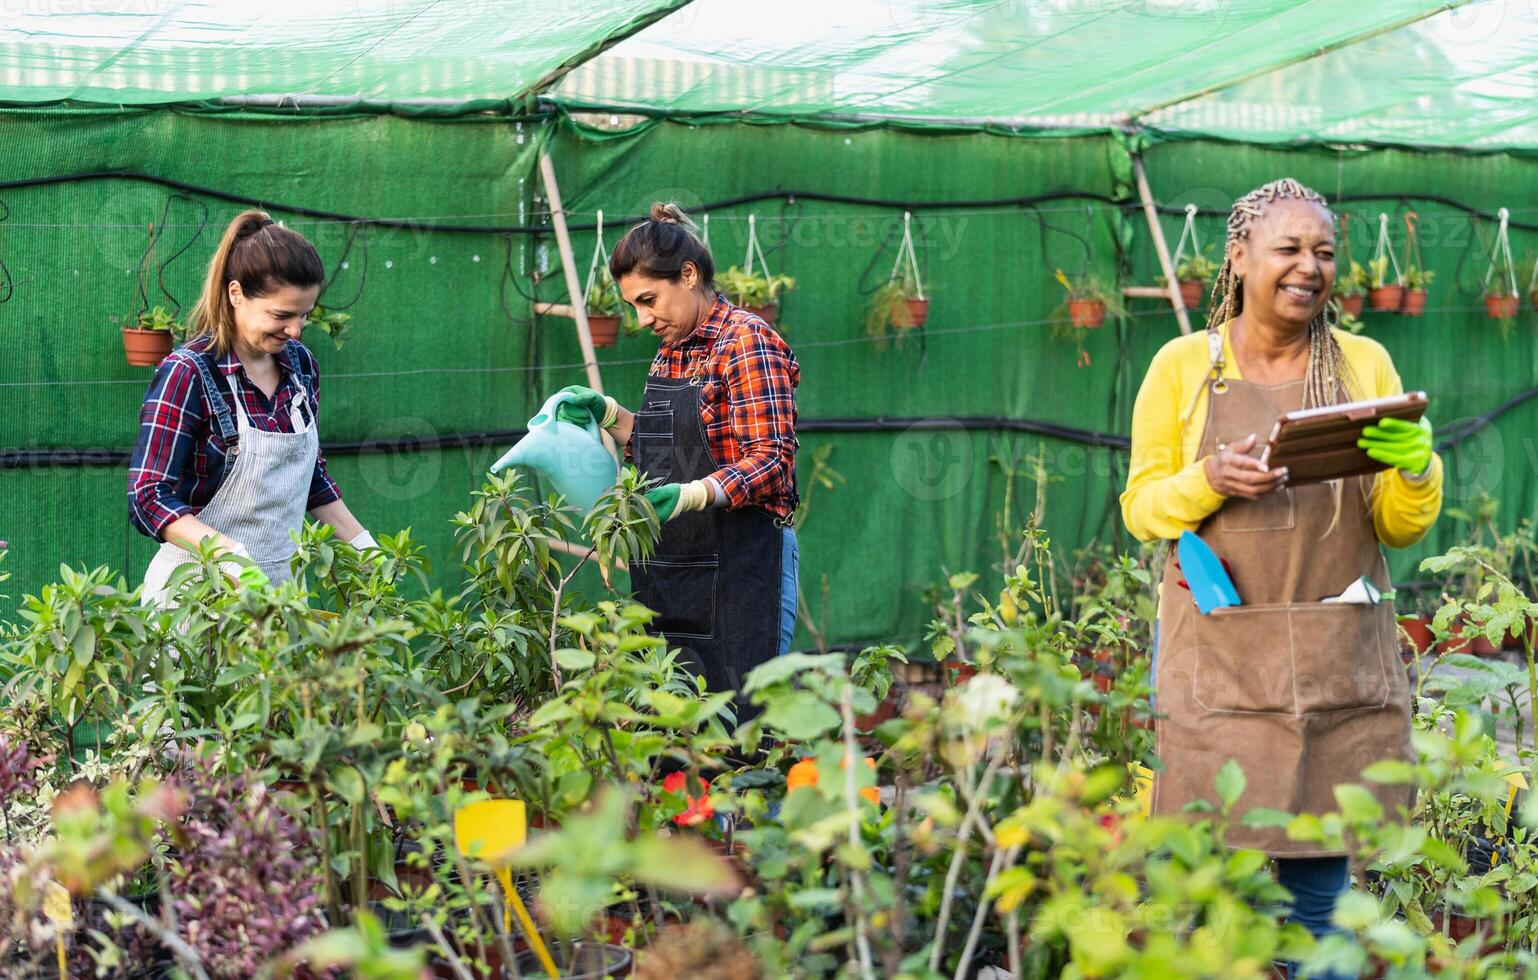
1121, 179, 1442, 969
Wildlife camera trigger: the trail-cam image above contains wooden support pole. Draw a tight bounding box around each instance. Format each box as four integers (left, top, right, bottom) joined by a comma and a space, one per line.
1120, 286, 1169, 299
537, 150, 605, 393
1131, 153, 1194, 336
533, 302, 579, 319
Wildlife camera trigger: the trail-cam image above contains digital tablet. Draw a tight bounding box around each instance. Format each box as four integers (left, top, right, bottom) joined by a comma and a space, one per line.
1258, 391, 1428, 485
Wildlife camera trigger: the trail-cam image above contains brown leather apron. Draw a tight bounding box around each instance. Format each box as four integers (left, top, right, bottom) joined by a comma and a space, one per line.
1151, 346, 1414, 857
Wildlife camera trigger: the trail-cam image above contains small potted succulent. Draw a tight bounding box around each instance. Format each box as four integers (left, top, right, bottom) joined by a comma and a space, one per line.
1366, 255, 1402, 312
1163, 245, 1219, 311
718, 265, 795, 326
1054, 269, 1122, 329
1334, 260, 1369, 317
120, 305, 183, 367
584, 268, 627, 348
1399, 266, 1433, 317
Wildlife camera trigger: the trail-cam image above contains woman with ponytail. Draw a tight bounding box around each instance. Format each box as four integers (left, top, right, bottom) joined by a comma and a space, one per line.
1121, 179, 1442, 975
512, 202, 800, 710
128, 210, 376, 605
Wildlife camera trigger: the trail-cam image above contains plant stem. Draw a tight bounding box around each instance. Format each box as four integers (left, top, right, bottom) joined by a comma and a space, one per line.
839, 682, 877, 980
422, 913, 476, 980
953, 845, 1012, 980
927, 754, 1003, 974
101, 893, 211, 980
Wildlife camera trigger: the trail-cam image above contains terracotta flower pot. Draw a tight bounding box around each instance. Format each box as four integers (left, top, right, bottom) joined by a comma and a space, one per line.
1399, 288, 1428, 316
122, 328, 174, 367
1366, 285, 1402, 311
1485, 293, 1519, 319
1397, 617, 1435, 657
1335, 293, 1364, 317
586, 314, 620, 348
896, 297, 930, 329
1501, 616, 1538, 651
745, 301, 778, 325
1177, 280, 1205, 310
1530, 289, 1538, 312
1437, 620, 1500, 657
1068, 299, 1106, 329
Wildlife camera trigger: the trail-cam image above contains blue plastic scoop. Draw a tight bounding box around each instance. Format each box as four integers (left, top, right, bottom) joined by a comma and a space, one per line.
1177, 531, 1240, 614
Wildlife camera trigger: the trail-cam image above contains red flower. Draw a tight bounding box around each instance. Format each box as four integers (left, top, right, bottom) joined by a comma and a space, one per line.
662, 771, 686, 795
661, 770, 714, 827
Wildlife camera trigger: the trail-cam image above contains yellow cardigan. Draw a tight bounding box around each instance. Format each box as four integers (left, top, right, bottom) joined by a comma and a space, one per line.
1120, 322, 1443, 547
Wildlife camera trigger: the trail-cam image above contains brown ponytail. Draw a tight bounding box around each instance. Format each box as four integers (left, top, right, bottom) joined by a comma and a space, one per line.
187, 210, 324, 355
609, 202, 716, 288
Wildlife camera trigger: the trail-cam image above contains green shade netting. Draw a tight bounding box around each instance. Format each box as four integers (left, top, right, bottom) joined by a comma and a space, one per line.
553, 0, 1455, 122
1146, 2, 1538, 150
0, 0, 690, 106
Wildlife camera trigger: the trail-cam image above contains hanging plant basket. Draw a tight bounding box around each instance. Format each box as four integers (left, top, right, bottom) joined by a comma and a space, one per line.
1399, 289, 1428, 317
746, 301, 778, 325
1485, 294, 1519, 320
121, 327, 175, 367
1177, 280, 1205, 310
1068, 299, 1107, 329
586, 313, 621, 348
898, 297, 930, 329
1335, 293, 1364, 317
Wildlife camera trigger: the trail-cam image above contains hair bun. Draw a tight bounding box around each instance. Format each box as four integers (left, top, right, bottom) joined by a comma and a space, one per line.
649, 202, 698, 233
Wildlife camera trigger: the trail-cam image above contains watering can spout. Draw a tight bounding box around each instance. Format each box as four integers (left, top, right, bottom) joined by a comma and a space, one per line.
489, 391, 620, 513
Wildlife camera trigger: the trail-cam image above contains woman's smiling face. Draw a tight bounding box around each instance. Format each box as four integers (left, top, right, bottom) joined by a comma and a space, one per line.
1230, 197, 1336, 330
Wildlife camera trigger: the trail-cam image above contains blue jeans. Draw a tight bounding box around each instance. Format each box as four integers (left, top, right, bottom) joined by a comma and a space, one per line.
1277, 856, 1351, 979
779, 526, 799, 656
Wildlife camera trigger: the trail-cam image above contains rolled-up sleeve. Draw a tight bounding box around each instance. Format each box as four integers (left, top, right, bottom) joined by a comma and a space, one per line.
708, 330, 799, 508
127, 354, 201, 540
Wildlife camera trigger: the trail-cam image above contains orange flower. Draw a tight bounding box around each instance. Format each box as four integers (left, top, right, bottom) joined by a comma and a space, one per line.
662, 771, 686, 794
661, 770, 714, 827
860, 786, 880, 805
786, 758, 819, 791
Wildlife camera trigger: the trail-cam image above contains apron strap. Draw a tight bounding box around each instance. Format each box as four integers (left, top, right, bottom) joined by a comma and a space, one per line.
193, 351, 239, 448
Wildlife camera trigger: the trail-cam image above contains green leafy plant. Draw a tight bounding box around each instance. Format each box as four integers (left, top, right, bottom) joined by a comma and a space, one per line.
1403, 265, 1435, 290
305, 304, 352, 350
863, 279, 928, 346
1368, 254, 1393, 289
717, 266, 795, 309
121, 304, 188, 341
1172, 244, 1220, 284
1337, 260, 1371, 297
586, 267, 625, 317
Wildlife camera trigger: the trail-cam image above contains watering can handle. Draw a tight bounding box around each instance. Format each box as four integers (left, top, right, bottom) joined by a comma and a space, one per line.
536, 390, 603, 441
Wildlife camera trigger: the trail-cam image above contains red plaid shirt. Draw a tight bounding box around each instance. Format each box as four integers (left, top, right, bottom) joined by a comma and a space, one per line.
645, 295, 799, 520
127, 335, 341, 540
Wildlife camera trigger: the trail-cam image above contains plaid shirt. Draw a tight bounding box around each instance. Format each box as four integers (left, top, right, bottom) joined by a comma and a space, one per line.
127, 335, 340, 540
644, 294, 800, 520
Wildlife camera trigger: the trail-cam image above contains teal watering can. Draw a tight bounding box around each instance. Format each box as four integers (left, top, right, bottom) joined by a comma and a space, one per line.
491, 392, 619, 513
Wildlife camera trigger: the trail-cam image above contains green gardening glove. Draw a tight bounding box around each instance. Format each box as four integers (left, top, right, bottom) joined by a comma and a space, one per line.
1358, 416, 1434, 475
645, 483, 683, 522
554, 385, 611, 428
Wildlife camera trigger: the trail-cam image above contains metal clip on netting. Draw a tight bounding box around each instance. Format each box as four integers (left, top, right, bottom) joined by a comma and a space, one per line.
1484, 207, 1518, 297
1373, 212, 1404, 288
1171, 203, 1202, 270
889, 210, 925, 300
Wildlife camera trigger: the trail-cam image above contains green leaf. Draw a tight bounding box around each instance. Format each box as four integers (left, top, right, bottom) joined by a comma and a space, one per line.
1331, 890, 1380, 931
742, 653, 846, 693
1333, 784, 1383, 824
553, 647, 596, 672
1215, 759, 1246, 809
760, 697, 840, 740
329, 767, 366, 804
1362, 760, 1416, 785
630, 836, 740, 896
228, 712, 264, 731
346, 722, 383, 747
1238, 807, 1295, 830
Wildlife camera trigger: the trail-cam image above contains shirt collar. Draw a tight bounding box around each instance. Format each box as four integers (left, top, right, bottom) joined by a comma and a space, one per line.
663, 293, 729, 350
199, 337, 297, 379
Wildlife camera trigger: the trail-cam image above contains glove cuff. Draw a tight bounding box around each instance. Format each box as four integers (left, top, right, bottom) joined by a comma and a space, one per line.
677, 480, 713, 515
600, 396, 620, 429
349, 529, 379, 550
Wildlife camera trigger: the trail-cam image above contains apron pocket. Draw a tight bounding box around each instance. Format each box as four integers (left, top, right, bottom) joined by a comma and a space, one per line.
631, 432, 675, 484
643, 554, 718, 639
1190, 601, 1392, 714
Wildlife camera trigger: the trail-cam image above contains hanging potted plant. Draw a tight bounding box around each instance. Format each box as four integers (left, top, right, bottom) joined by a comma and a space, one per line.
1481, 207, 1520, 330
1400, 266, 1434, 317
1335, 261, 1369, 317
1163, 205, 1215, 310
1366, 212, 1403, 312
119, 305, 184, 367
1053, 269, 1123, 330
718, 265, 795, 326
864, 211, 929, 347
584, 268, 625, 349
1397, 212, 1431, 317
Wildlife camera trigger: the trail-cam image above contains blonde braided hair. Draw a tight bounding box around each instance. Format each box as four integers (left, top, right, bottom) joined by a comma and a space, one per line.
1204, 178, 1359, 408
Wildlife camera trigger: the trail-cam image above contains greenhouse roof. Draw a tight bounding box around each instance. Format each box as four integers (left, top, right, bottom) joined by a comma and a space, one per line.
5, 1, 1538, 150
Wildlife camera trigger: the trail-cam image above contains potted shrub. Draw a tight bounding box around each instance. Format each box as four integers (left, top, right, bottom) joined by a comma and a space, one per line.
718, 265, 795, 326
120, 305, 183, 367
1366, 256, 1402, 312
1053, 270, 1122, 329
1162, 245, 1218, 311
584, 268, 627, 348
1334, 260, 1368, 317
1399, 266, 1433, 316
